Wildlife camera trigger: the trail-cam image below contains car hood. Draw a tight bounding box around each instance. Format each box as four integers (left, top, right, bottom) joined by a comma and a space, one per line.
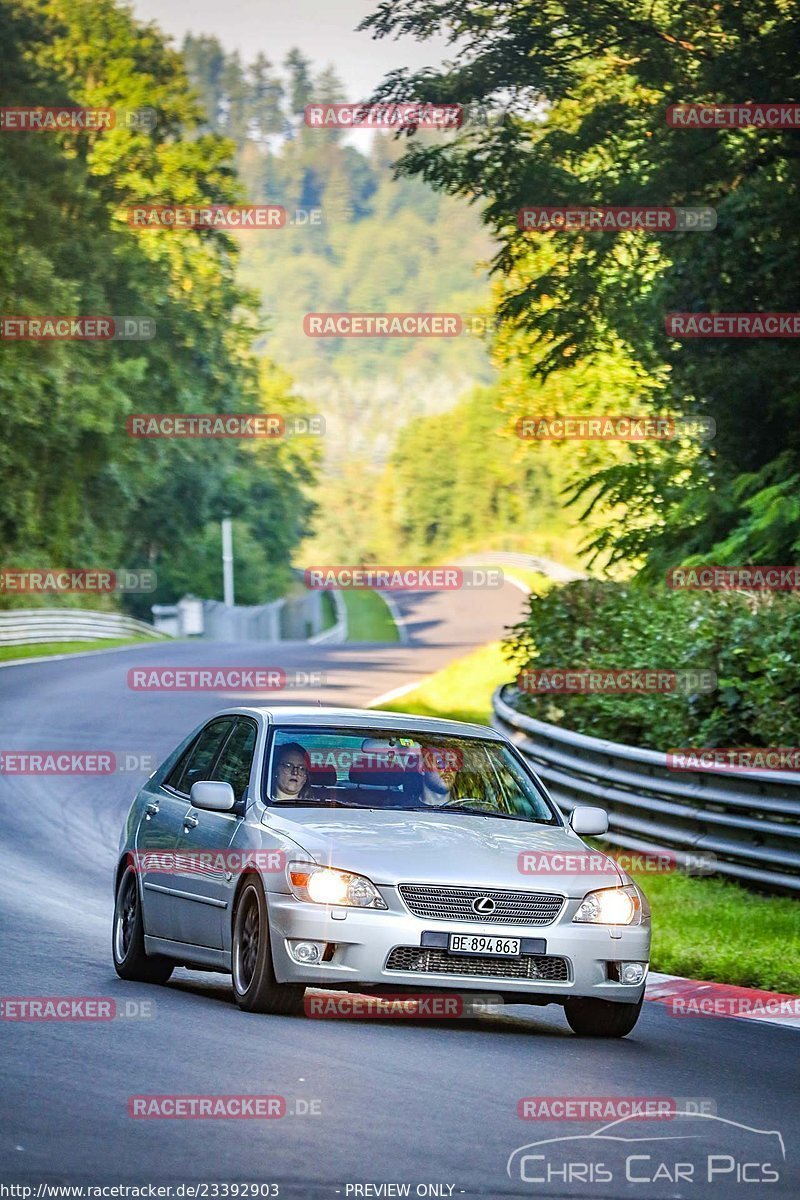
262, 807, 622, 895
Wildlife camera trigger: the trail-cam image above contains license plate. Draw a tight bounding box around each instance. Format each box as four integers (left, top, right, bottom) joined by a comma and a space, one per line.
448, 934, 521, 957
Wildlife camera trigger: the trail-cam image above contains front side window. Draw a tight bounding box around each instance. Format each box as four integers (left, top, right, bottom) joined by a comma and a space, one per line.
265, 727, 558, 824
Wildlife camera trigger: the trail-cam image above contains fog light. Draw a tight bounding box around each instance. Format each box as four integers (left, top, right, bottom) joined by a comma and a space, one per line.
619, 961, 648, 985
288, 940, 326, 964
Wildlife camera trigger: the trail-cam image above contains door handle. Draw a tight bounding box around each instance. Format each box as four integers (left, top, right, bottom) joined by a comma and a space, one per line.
145, 800, 159, 819
183, 813, 199, 829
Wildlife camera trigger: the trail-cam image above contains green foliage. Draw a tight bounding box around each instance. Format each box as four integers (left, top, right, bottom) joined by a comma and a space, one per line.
341, 342, 659, 567
362, 0, 800, 571
375, 641, 514, 727
1, 0, 316, 613
504, 580, 800, 749
182, 35, 496, 558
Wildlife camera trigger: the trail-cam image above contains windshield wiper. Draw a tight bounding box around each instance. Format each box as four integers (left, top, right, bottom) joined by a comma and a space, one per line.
437, 805, 548, 823
267, 799, 348, 807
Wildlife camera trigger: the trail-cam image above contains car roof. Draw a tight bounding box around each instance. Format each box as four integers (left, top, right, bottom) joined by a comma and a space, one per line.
221, 704, 504, 741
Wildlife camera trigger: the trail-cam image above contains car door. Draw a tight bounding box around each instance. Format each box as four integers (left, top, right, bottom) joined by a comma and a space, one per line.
170, 717, 258, 950
134, 779, 192, 941
138, 716, 236, 944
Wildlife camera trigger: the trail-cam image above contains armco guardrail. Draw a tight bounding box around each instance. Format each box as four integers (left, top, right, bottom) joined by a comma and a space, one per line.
492, 684, 800, 894
460, 551, 587, 584
0, 609, 168, 646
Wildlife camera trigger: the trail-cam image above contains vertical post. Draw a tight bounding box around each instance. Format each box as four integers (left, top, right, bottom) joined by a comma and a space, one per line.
221, 517, 235, 607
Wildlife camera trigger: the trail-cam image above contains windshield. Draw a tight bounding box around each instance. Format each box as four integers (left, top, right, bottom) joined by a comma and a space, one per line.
265, 726, 558, 824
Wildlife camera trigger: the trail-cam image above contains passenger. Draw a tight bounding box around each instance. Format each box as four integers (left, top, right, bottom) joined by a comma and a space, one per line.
271, 742, 314, 802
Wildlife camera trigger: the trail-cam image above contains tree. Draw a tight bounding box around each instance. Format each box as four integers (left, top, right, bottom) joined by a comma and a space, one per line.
284, 48, 314, 119
361, 0, 800, 571
1, 0, 317, 612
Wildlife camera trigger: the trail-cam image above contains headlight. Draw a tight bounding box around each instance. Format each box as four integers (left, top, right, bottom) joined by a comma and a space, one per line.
573, 885, 643, 926
287, 862, 387, 909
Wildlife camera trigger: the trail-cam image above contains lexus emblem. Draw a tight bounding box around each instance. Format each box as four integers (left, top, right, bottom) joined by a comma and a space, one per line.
472, 895, 496, 914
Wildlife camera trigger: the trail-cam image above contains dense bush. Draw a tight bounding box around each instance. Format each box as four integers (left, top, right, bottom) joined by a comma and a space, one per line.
503, 581, 800, 750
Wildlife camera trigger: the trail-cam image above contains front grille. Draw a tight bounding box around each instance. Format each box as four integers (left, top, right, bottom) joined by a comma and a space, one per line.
398, 883, 564, 926
385, 946, 570, 982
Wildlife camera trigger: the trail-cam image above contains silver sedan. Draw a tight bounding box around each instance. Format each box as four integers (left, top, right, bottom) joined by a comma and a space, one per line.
113, 706, 651, 1036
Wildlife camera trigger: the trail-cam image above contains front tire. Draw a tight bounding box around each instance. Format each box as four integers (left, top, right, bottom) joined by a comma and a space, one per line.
113, 865, 174, 984
564, 996, 643, 1038
232, 878, 305, 1015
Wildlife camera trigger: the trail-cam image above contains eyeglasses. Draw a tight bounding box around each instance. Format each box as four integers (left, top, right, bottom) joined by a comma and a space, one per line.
279, 761, 307, 776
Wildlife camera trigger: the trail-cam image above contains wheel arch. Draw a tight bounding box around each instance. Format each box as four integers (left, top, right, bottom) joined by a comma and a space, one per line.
230, 869, 265, 931
114, 851, 135, 896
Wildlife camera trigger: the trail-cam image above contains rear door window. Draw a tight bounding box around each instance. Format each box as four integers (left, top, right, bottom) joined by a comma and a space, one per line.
211, 718, 258, 805
167, 717, 236, 795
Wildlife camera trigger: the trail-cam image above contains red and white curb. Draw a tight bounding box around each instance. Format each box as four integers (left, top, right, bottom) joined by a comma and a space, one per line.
646, 971, 800, 1029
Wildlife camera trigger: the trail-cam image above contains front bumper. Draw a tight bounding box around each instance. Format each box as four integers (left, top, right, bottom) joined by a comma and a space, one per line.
267, 888, 650, 1004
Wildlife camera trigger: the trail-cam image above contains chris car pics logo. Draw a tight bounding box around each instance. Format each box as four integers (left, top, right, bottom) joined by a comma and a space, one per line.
506, 1112, 784, 1191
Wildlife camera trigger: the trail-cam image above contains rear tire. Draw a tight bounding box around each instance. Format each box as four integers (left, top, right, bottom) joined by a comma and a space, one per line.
113, 865, 174, 984
564, 996, 643, 1038
232, 878, 305, 1015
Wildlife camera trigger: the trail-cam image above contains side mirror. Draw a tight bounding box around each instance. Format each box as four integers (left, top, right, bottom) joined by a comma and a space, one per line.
569, 806, 609, 836
190, 780, 236, 812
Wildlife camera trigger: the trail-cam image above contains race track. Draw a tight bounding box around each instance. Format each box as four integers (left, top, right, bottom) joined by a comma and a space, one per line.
1, 582, 798, 1198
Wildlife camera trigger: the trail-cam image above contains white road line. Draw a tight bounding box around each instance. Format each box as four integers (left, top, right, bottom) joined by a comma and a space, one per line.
368, 680, 421, 707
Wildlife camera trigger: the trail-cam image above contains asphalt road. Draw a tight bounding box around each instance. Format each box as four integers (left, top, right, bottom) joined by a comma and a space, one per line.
1, 583, 798, 1199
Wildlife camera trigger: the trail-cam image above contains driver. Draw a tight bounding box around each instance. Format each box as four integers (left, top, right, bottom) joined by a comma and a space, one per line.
419, 749, 460, 806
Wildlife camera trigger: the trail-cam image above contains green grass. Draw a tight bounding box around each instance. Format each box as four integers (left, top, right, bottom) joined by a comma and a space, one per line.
319, 590, 337, 632
0, 637, 149, 662
377, 639, 800, 993
630, 867, 800, 993
341, 590, 399, 642
374, 640, 511, 726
